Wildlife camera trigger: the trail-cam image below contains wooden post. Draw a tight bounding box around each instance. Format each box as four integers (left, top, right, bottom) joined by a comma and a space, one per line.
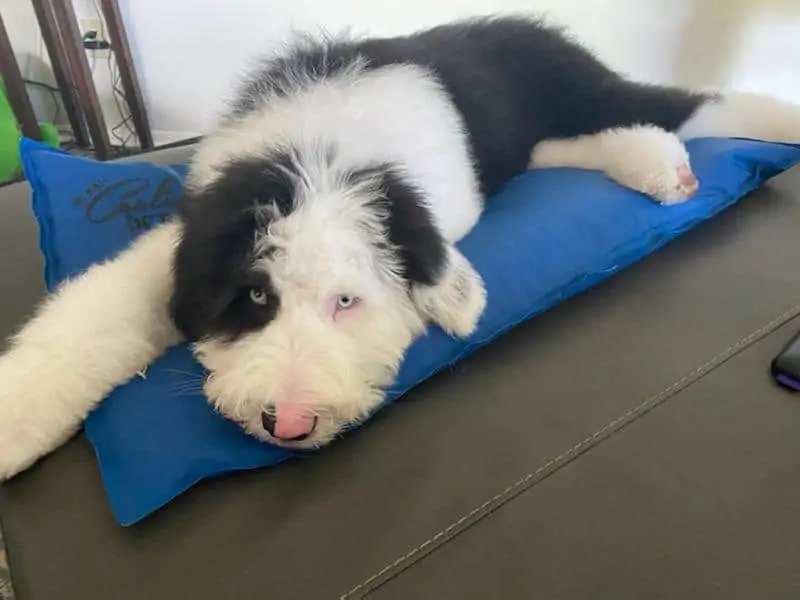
99, 0, 154, 149
0, 12, 41, 140
49, 0, 112, 159
31, 0, 91, 148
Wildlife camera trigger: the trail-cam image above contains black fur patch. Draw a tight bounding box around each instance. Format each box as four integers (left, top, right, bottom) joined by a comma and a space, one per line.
229, 16, 710, 197
356, 166, 447, 287
169, 153, 302, 341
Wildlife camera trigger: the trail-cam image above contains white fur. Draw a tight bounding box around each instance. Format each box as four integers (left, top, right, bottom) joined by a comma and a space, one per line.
530, 125, 697, 204
190, 62, 484, 243
679, 92, 800, 143
530, 92, 800, 205
0, 223, 182, 480
412, 245, 487, 338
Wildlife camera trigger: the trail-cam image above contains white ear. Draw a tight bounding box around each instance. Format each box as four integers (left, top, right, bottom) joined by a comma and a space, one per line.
411, 245, 486, 338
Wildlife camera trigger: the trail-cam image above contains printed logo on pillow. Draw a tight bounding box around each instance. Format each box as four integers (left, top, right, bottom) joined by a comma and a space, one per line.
71, 175, 181, 235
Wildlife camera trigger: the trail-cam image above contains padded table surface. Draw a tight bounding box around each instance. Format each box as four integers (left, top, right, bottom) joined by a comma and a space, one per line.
1, 161, 799, 600
370, 321, 800, 600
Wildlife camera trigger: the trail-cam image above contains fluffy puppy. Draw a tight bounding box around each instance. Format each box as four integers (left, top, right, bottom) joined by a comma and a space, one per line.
1, 16, 799, 479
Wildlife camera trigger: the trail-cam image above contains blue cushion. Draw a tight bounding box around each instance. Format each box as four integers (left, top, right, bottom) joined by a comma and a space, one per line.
19, 136, 800, 526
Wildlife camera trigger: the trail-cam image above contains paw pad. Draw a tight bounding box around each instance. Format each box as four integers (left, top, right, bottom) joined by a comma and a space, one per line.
676, 164, 699, 197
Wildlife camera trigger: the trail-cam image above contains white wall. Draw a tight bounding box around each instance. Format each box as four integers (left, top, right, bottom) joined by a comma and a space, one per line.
674, 0, 800, 97
120, 0, 800, 145
122, 0, 691, 142
5, 0, 800, 147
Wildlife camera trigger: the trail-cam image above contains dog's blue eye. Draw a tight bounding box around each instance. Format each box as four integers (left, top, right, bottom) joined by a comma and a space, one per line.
249, 288, 268, 305
336, 295, 358, 310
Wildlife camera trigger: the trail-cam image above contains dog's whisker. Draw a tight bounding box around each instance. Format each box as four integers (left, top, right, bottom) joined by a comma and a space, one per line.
168, 381, 206, 395
167, 389, 207, 399
163, 368, 208, 380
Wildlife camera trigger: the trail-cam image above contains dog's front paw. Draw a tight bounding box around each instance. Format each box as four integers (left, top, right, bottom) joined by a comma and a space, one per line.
413, 246, 487, 338
0, 350, 76, 482
0, 407, 43, 483
0, 427, 43, 482
603, 125, 699, 205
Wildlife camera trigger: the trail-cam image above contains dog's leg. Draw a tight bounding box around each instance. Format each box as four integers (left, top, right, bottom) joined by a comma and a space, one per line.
412, 245, 487, 338
530, 125, 698, 205
678, 92, 800, 143
529, 88, 800, 206
0, 221, 183, 481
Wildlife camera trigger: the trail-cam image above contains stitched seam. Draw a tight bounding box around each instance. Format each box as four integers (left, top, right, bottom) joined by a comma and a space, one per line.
340, 303, 800, 599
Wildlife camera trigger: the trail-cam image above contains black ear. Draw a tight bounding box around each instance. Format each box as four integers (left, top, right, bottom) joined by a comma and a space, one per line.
168, 154, 301, 340
364, 167, 448, 287
169, 190, 279, 341
170, 191, 255, 339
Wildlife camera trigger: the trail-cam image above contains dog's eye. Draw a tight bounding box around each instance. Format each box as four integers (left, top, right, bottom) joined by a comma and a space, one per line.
249, 288, 269, 306
336, 295, 359, 310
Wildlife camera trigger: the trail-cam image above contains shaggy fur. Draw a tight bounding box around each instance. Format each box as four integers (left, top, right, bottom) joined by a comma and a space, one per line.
2, 15, 800, 478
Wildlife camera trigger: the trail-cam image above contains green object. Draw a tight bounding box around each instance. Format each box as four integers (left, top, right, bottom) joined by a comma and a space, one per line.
0, 77, 61, 183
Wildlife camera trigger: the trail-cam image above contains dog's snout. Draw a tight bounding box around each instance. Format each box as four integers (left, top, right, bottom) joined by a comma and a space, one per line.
261, 408, 317, 442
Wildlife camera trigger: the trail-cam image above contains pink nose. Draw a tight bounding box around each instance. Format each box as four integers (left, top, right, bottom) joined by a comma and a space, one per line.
262, 404, 317, 441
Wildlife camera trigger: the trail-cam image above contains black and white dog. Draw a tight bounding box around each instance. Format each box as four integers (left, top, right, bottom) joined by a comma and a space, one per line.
1, 16, 799, 480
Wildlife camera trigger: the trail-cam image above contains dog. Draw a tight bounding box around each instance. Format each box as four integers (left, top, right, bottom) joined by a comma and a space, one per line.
1, 15, 799, 480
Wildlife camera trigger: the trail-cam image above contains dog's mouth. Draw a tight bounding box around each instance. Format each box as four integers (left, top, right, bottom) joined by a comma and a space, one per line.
261, 408, 319, 443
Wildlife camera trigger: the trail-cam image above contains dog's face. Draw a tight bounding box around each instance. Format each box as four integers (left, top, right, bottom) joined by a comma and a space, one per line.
169, 147, 446, 448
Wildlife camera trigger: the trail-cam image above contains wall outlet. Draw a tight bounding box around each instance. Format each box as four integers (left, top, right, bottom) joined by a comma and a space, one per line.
79, 17, 111, 59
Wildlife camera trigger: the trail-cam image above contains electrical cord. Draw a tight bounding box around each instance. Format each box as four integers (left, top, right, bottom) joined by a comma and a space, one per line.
106, 51, 136, 149
88, 0, 137, 152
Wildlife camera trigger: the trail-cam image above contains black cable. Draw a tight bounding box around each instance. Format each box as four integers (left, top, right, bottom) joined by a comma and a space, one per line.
22, 78, 59, 93
105, 51, 137, 149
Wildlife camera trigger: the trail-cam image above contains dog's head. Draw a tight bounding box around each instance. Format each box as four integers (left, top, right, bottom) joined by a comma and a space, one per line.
169, 145, 449, 448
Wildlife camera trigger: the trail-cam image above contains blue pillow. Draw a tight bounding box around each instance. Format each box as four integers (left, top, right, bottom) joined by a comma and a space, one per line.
19, 137, 800, 526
